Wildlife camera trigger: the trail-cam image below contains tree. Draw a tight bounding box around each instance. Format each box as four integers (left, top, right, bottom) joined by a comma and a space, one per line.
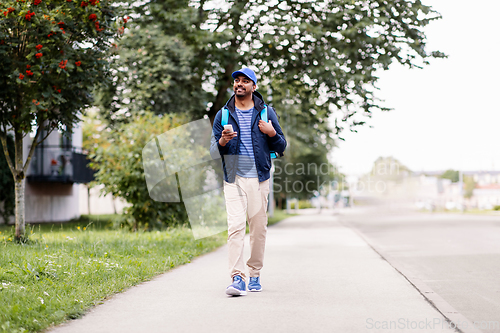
463, 175, 475, 199
0, 0, 124, 240
95, 20, 207, 123
99, 0, 444, 131
271, 82, 337, 200
369, 156, 411, 182
94, 0, 211, 125
441, 169, 459, 183
206, 0, 445, 130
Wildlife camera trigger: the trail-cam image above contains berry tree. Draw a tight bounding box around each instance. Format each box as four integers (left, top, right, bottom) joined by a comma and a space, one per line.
0, 0, 127, 239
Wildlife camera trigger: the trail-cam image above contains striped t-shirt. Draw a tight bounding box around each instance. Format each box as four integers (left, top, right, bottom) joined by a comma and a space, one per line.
235, 106, 258, 178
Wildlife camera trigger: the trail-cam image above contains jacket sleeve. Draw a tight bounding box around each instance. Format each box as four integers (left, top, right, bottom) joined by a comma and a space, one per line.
210, 109, 229, 159
266, 106, 287, 155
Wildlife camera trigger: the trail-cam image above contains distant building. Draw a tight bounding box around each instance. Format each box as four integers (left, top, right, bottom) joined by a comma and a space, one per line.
354, 167, 500, 210
467, 171, 500, 186
25, 124, 96, 222
469, 184, 500, 209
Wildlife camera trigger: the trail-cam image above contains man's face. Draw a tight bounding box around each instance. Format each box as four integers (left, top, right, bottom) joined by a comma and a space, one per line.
233, 75, 255, 98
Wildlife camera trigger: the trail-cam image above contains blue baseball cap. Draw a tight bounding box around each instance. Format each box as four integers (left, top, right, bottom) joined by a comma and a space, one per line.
232, 68, 257, 85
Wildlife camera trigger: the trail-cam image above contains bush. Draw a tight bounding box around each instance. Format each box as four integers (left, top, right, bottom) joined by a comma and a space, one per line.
493, 205, 500, 211
85, 112, 190, 231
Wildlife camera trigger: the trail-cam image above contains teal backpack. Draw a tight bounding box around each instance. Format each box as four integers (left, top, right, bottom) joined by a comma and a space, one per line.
221, 105, 278, 159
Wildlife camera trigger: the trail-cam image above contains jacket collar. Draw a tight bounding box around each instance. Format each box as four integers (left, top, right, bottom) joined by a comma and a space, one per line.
225, 91, 266, 126
225, 91, 266, 113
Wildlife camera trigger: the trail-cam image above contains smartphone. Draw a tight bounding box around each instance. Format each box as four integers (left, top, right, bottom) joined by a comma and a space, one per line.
224, 124, 233, 133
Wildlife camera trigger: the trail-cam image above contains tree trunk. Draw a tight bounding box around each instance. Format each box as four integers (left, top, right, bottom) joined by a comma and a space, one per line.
14, 129, 26, 240
208, 65, 234, 124
3, 112, 44, 241
14, 177, 25, 239
87, 185, 91, 215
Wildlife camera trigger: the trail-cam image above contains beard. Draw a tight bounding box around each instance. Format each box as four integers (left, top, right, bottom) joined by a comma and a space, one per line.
235, 87, 250, 97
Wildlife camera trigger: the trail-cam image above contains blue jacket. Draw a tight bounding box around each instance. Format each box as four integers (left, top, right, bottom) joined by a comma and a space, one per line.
210, 91, 287, 183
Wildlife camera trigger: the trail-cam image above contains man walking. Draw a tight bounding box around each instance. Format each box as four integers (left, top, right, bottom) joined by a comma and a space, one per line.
210, 68, 287, 296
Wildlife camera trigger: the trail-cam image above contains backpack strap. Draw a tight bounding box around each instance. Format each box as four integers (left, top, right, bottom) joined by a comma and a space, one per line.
260, 105, 268, 123
222, 104, 279, 159
221, 107, 229, 126
261, 105, 278, 159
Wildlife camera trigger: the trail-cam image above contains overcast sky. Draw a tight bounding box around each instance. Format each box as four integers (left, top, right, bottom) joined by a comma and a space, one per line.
331, 0, 500, 176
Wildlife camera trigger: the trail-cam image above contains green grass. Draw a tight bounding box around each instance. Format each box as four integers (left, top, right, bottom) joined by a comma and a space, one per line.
0, 220, 225, 332
452, 209, 500, 215
423, 208, 500, 215
0, 211, 293, 333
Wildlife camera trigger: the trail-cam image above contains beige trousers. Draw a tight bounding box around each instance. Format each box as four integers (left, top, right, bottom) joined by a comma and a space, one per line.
224, 176, 270, 280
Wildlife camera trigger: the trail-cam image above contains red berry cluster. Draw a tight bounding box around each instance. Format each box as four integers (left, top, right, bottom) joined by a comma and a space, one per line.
59, 59, 68, 70
57, 22, 66, 33
3, 7, 15, 16
34, 0, 42, 5
25, 10, 35, 20
94, 20, 104, 32
89, 13, 97, 21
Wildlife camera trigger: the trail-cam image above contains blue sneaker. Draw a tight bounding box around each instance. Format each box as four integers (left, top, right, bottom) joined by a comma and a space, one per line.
226, 275, 247, 296
248, 277, 262, 292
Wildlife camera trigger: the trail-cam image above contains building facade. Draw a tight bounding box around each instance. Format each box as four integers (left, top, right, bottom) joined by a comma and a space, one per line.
0, 124, 94, 224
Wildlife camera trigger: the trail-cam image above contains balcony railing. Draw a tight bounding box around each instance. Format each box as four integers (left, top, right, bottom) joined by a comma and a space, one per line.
27, 145, 95, 184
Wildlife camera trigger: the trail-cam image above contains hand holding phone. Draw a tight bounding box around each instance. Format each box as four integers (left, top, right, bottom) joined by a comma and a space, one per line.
220, 124, 237, 147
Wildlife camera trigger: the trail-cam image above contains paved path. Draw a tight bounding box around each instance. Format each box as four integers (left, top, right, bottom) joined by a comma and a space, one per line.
49, 213, 456, 333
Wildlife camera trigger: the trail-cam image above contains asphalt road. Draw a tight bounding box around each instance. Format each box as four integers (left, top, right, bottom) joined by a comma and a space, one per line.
339, 208, 500, 333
